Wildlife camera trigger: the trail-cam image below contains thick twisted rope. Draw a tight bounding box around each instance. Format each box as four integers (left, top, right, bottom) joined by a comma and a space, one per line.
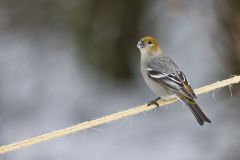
1, 75, 240, 155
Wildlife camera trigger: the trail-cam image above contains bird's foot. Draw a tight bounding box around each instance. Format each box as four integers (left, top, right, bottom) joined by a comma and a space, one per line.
147, 97, 161, 107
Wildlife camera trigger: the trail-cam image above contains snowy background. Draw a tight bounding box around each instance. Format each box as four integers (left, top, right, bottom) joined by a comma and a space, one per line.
1, 0, 240, 160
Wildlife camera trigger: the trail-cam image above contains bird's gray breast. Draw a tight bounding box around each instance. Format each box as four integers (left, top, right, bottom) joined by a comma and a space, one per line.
141, 64, 174, 99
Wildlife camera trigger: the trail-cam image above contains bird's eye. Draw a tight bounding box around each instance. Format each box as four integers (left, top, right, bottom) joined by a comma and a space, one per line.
148, 41, 152, 44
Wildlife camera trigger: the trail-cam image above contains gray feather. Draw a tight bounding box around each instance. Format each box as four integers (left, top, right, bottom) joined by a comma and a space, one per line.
146, 55, 196, 99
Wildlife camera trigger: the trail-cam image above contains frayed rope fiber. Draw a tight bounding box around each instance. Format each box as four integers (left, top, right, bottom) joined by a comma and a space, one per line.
1, 75, 240, 155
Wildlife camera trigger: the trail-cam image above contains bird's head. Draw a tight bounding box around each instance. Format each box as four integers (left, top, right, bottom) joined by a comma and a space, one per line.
137, 36, 163, 59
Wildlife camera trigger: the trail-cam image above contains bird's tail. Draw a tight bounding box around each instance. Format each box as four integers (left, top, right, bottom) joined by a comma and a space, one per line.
180, 97, 211, 126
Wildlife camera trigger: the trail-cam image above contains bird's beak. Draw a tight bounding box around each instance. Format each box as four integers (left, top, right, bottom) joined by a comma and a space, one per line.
137, 40, 144, 49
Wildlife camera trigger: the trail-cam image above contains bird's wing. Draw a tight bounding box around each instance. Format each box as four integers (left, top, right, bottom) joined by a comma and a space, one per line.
147, 56, 197, 99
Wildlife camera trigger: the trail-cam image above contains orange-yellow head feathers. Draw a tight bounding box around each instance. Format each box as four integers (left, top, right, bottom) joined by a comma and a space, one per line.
137, 36, 163, 55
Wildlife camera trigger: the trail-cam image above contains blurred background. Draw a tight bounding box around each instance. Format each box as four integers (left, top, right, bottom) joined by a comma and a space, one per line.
1, 0, 240, 159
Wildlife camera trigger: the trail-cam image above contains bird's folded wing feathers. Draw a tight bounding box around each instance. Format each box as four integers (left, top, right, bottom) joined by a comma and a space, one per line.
146, 57, 197, 99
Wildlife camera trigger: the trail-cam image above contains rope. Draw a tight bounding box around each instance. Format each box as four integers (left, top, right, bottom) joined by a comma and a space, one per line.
1, 75, 240, 155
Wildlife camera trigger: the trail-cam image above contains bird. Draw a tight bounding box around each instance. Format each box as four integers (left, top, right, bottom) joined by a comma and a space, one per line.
137, 36, 211, 125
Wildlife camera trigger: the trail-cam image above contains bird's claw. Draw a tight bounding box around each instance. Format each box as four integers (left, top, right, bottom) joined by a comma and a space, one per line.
147, 101, 159, 107
147, 97, 161, 107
